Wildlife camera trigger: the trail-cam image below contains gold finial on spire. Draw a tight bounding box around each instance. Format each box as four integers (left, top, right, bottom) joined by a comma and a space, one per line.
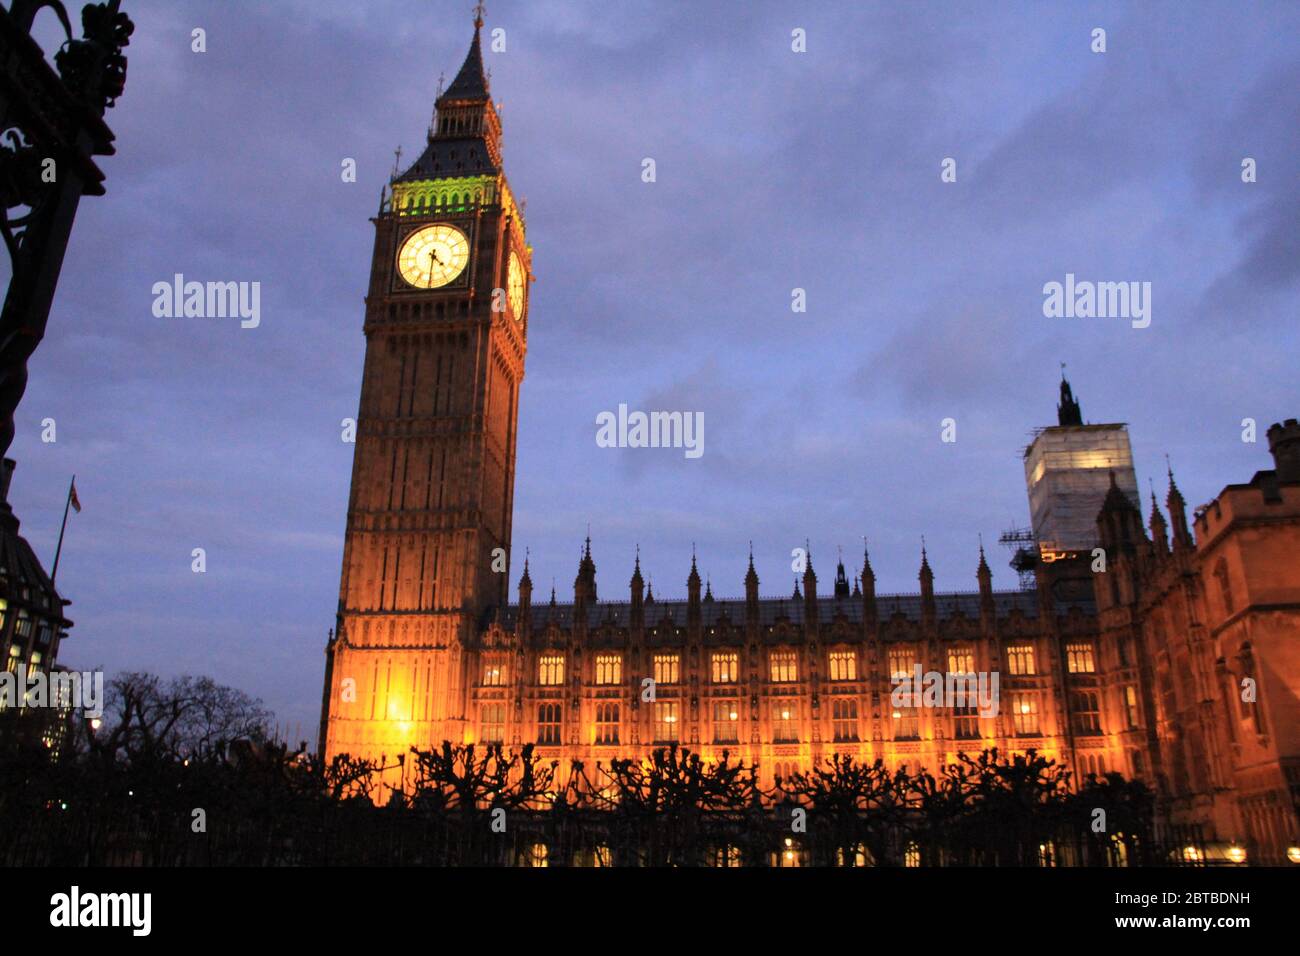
390, 145, 402, 179
473, 1, 485, 29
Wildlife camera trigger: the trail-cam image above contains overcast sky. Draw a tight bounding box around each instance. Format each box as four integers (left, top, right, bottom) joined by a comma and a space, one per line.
11, 1, 1298, 742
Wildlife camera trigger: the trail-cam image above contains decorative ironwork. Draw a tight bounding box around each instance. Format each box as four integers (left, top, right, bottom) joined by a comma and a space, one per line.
0, 0, 132, 457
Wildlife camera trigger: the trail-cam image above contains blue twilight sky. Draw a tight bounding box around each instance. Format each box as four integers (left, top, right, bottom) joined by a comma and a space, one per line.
9, 1, 1298, 743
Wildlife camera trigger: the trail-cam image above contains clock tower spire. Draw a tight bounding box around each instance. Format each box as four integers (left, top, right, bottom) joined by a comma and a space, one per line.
319, 10, 532, 774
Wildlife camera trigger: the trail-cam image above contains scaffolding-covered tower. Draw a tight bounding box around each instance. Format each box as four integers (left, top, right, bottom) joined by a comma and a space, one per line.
1023, 376, 1140, 555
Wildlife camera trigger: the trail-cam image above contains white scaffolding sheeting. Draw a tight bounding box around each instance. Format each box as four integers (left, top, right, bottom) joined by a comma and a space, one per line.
1024, 424, 1139, 552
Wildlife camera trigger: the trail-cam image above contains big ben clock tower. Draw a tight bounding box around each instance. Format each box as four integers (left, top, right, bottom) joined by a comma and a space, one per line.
320, 9, 531, 768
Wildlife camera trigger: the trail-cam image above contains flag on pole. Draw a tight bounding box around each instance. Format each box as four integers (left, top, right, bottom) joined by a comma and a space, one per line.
69, 479, 81, 513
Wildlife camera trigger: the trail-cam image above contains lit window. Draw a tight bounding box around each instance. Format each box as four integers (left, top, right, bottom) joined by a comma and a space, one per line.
538, 654, 565, 685
1006, 645, 1035, 675
711, 652, 738, 684
712, 700, 740, 743
887, 646, 916, 680
1012, 693, 1039, 735
525, 843, 548, 868
537, 703, 562, 744
892, 705, 919, 740
831, 698, 858, 742
595, 702, 619, 744
828, 650, 857, 682
836, 843, 870, 867
710, 845, 742, 867
773, 699, 798, 742
595, 654, 622, 685
26, 651, 42, 681
5, 645, 19, 675
769, 650, 798, 683
904, 843, 921, 868
480, 703, 504, 744
1124, 685, 1140, 728
947, 646, 975, 675
1066, 642, 1096, 674
653, 701, 679, 743
652, 654, 680, 685
481, 655, 507, 686
777, 836, 802, 867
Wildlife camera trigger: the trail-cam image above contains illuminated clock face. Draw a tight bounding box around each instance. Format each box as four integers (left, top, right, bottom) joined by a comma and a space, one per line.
397, 224, 469, 289
507, 251, 526, 320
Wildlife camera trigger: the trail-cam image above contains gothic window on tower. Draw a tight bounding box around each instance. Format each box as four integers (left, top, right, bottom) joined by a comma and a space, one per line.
653, 701, 679, 744
712, 700, 740, 743
1071, 691, 1102, 734
538, 654, 565, 686
1124, 685, 1141, 728
828, 650, 857, 682
831, 698, 859, 742
652, 654, 680, 685
537, 703, 562, 745
711, 652, 739, 684
1012, 693, 1039, 735
773, 700, 799, 743
769, 650, 798, 683
480, 703, 505, 744
595, 702, 619, 745
1067, 642, 1096, 674
595, 654, 622, 686
481, 655, 507, 687
1006, 644, 1036, 676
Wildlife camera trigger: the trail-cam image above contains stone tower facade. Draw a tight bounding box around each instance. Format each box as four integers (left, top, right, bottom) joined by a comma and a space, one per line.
320, 15, 531, 770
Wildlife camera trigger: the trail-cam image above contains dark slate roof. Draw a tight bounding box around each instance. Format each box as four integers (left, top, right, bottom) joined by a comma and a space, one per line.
0, 505, 70, 627
395, 138, 498, 181
496, 590, 1089, 633
442, 25, 489, 101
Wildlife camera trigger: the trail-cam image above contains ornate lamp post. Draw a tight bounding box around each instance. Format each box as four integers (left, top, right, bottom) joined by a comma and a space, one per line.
0, 0, 132, 457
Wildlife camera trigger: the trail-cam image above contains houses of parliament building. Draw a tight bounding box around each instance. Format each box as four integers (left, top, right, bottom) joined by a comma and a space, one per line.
318, 15, 1300, 863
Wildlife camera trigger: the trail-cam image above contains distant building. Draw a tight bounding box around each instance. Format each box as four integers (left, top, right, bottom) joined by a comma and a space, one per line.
0, 459, 75, 746
1024, 377, 1139, 556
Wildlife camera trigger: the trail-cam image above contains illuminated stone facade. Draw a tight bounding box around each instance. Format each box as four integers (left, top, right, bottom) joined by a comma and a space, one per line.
320, 20, 1300, 864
